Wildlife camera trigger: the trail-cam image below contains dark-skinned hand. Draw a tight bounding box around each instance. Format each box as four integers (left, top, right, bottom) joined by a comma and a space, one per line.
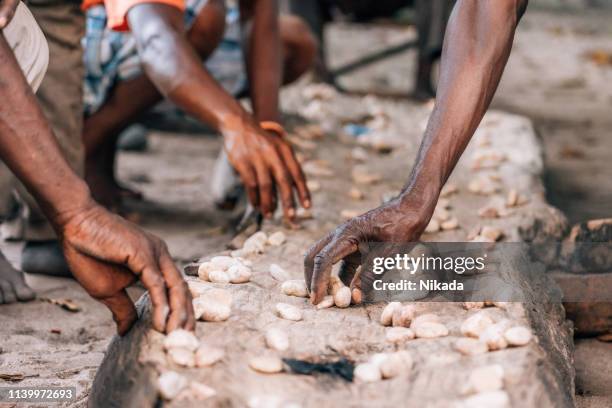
55, 200, 195, 335
304, 198, 432, 305
224, 124, 310, 222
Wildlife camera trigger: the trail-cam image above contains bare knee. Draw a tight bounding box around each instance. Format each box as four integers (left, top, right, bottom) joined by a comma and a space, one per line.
280, 15, 318, 83
188, 0, 226, 59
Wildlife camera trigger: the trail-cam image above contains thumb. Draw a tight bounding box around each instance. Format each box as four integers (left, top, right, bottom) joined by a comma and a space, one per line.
100, 290, 138, 336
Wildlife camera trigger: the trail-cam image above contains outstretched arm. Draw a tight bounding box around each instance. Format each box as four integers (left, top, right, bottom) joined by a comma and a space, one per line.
127, 4, 310, 221
0, 33, 194, 334
304, 0, 529, 304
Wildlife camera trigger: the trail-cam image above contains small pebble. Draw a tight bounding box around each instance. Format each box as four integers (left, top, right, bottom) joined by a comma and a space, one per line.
248, 356, 284, 374
315, 295, 335, 309
461, 312, 495, 338
195, 344, 224, 367
455, 338, 489, 356
265, 328, 290, 351
386, 327, 415, 343
379, 351, 413, 379
167, 347, 195, 368
267, 231, 286, 246
275, 303, 303, 321
270, 264, 290, 281
504, 326, 532, 346
392, 305, 416, 328
157, 371, 188, 400
414, 322, 449, 338
441, 217, 460, 231
281, 280, 309, 298
208, 270, 230, 284
163, 329, 199, 352
227, 264, 252, 284
354, 363, 382, 383
380, 302, 402, 326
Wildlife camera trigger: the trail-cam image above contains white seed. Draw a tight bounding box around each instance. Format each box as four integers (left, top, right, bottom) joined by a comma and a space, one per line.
197, 262, 215, 281
410, 313, 440, 329
163, 329, 199, 352
480, 226, 504, 242
193, 288, 232, 322
248, 356, 284, 374
296, 208, 314, 220
392, 305, 416, 327
265, 328, 290, 351
465, 365, 505, 394
478, 206, 500, 219
157, 371, 188, 400
504, 326, 532, 346
281, 280, 309, 298
243, 231, 268, 254
454, 338, 489, 356
379, 351, 413, 379
433, 207, 451, 222
340, 209, 361, 219
461, 390, 510, 408
461, 312, 495, 338
187, 280, 209, 298
441, 217, 460, 231
316, 295, 335, 309
463, 302, 485, 310
227, 264, 252, 284
380, 302, 402, 326
307, 180, 321, 192
425, 218, 440, 233
210, 256, 235, 270
354, 362, 382, 382
267, 231, 286, 246
349, 187, 365, 200
195, 344, 224, 367
275, 303, 303, 321
208, 269, 230, 284
351, 147, 369, 162
385, 327, 415, 343
329, 276, 351, 308
177, 382, 217, 401
167, 347, 195, 368
269, 264, 291, 281
414, 322, 449, 338
479, 322, 510, 351
352, 166, 382, 185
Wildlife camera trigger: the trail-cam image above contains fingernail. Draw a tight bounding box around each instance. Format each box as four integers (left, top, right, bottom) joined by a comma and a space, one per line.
288, 208, 295, 218
304, 200, 311, 208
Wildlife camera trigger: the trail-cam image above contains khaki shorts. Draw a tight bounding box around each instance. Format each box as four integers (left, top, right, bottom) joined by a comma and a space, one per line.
0, 1, 85, 241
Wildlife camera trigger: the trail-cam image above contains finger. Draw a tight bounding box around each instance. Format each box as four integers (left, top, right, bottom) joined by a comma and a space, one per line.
234, 162, 259, 210
279, 143, 311, 208
0, 0, 17, 29
338, 252, 362, 287
253, 159, 274, 218
0, 280, 15, 304
304, 231, 334, 292
311, 237, 358, 304
349, 270, 363, 304
100, 289, 138, 336
266, 150, 297, 221
159, 251, 194, 331
139, 264, 170, 333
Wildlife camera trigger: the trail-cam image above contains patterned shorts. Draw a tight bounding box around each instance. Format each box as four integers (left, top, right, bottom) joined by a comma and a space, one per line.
83, 0, 247, 115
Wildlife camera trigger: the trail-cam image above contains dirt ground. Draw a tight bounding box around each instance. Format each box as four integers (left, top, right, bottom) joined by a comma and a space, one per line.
0, 6, 611, 408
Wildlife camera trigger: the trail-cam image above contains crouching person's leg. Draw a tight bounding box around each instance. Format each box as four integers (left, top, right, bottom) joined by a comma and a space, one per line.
0, 2, 47, 300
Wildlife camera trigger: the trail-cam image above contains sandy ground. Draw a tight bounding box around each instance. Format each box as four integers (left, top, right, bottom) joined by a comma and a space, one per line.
0, 6, 611, 408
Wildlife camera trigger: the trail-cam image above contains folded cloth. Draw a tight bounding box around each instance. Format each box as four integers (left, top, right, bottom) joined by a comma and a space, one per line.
3, 2, 49, 92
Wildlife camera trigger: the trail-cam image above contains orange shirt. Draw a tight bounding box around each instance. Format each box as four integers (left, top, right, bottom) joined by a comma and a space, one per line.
82, 0, 185, 31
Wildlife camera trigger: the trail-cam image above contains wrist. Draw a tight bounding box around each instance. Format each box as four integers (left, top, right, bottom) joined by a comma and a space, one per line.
46, 179, 97, 232
398, 184, 440, 218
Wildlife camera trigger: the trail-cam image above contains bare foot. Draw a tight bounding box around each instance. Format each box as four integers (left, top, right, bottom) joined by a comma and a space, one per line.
0, 251, 35, 304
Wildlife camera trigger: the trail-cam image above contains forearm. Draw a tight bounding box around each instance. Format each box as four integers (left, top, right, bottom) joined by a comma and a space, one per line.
0, 34, 92, 225
400, 0, 527, 213
241, 0, 282, 122
127, 4, 259, 134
